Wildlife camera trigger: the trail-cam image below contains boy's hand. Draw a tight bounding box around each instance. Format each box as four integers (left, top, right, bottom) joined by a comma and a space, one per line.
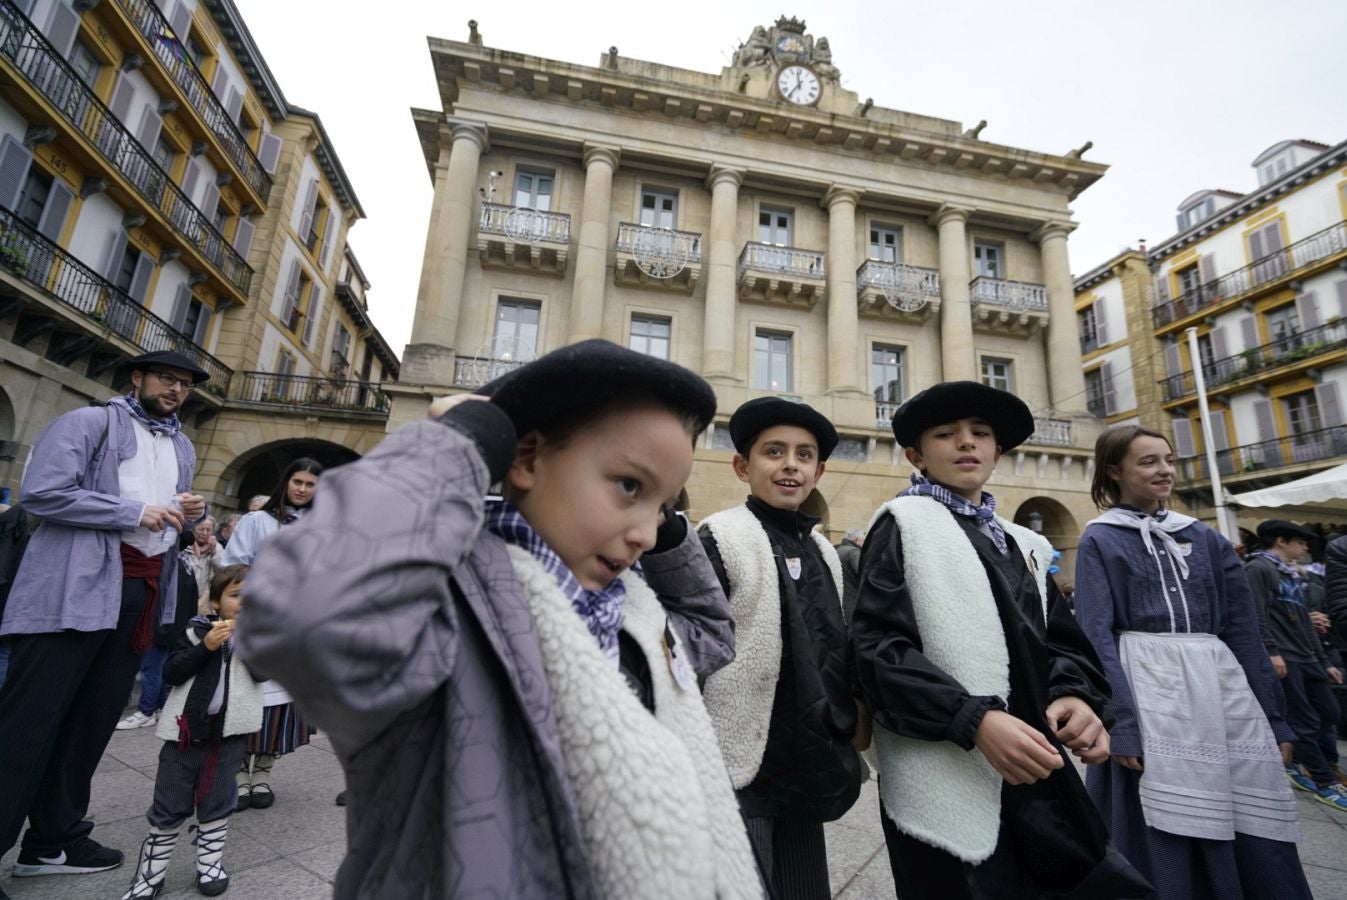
1044, 696, 1110, 764
973, 709, 1064, 785
1310, 611, 1332, 634
1280, 742, 1294, 765
1270, 654, 1287, 678
1329, 666, 1344, 685
852, 697, 873, 752
203, 620, 234, 651
1115, 755, 1144, 772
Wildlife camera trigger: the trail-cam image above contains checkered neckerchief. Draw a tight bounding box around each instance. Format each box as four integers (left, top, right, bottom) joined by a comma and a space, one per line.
485, 499, 625, 667
900, 472, 1007, 554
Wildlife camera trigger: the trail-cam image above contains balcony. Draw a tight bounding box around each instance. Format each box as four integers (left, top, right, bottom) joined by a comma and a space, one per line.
614, 223, 702, 292
1178, 424, 1347, 483
1150, 220, 1347, 329
231, 371, 388, 417
969, 276, 1049, 334
0, 4, 252, 297
476, 203, 570, 273
737, 242, 825, 307
856, 260, 941, 322
108, 0, 272, 203
0, 203, 231, 398
1160, 318, 1347, 402
875, 399, 900, 429
1028, 417, 1073, 447
452, 354, 526, 389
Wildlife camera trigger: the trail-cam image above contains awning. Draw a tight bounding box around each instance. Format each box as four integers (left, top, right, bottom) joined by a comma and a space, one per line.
1225, 461, 1347, 513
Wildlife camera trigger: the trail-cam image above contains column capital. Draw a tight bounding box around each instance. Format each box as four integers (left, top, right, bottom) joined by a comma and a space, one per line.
1031, 220, 1077, 244
582, 143, 621, 170
706, 164, 745, 191
822, 184, 863, 210
927, 203, 972, 228
445, 118, 490, 153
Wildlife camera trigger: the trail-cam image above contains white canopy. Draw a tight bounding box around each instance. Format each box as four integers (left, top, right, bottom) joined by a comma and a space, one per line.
1226, 462, 1347, 511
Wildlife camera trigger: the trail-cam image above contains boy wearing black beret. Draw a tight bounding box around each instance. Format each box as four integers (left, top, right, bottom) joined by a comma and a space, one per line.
852, 381, 1149, 899
699, 397, 865, 900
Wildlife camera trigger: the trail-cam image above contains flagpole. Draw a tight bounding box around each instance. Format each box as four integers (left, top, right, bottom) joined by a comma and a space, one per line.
1185, 326, 1240, 543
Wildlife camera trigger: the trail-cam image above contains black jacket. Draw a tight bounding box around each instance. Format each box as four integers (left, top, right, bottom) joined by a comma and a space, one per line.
1245, 555, 1325, 664
163, 615, 236, 745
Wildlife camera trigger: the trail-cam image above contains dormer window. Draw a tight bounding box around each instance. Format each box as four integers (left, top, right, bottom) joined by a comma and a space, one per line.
1176, 196, 1217, 232
1257, 150, 1294, 187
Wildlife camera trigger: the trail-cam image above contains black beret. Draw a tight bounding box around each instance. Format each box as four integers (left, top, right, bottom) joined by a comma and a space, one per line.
479, 339, 716, 439
728, 397, 839, 460
891, 381, 1035, 451
122, 350, 210, 384
1256, 520, 1317, 543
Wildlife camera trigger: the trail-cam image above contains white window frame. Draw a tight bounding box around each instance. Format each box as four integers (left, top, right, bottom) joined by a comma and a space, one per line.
981, 356, 1013, 392
757, 206, 793, 246
629, 314, 671, 359
492, 297, 542, 359
872, 343, 904, 403
639, 187, 677, 229
869, 224, 902, 263
513, 168, 554, 212
753, 330, 793, 392
974, 240, 1003, 279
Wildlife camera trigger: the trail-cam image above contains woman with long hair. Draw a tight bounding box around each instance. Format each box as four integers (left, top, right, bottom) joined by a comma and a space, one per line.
220, 458, 324, 811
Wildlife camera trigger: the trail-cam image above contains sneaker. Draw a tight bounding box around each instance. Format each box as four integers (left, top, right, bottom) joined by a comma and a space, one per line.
12, 837, 125, 876
250, 783, 274, 809
115, 711, 157, 731
1330, 763, 1347, 787
1287, 765, 1318, 793
1313, 783, 1347, 812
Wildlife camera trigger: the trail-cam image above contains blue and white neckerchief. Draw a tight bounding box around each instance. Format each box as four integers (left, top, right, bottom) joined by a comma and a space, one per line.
900, 472, 1007, 554
485, 499, 626, 668
115, 393, 181, 436
1250, 550, 1302, 581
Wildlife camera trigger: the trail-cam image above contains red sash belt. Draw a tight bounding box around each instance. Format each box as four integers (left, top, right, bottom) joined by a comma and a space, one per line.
120, 543, 163, 654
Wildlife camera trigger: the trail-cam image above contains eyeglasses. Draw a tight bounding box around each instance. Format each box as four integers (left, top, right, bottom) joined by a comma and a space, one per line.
149, 370, 196, 391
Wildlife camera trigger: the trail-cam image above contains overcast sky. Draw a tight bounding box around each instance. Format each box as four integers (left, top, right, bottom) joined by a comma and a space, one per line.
231, 0, 1345, 355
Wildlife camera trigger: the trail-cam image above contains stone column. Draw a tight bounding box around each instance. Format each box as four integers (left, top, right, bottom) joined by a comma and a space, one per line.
702, 165, 744, 380
930, 204, 975, 381
567, 144, 620, 343
403, 121, 487, 385
1037, 222, 1088, 413
823, 185, 863, 394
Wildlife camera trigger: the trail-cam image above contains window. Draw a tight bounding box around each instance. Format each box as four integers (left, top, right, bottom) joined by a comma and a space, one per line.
629, 315, 671, 359
753, 331, 792, 392
639, 188, 677, 229
181, 297, 204, 342
493, 298, 541, 358
305, 200, 328, 254
1196, 333, 1216, 377
1249, 221, 1287, 284
974, 241, 1002, 278
981, 357, 1013, 392
1265, 304, 1301, 353
1078, 306, 1099, 352
514, 169, 553, 211
1257, 152, 1293, 187
15, 166, 53, 228
113, 244, 143, 294
872, 344, 904, 406
185, 34, 206, 67
758, 207, 792, 246
212, 206, 227, 234
1177, 197, 1216, 231
68, 40, 99, 87
1283, 390, 1322, 439
284, 270, 312, 333
869, 225, 901, 263
331, 323, 351, 371
1175, 263, 1201, 299
153, 137, 175, 173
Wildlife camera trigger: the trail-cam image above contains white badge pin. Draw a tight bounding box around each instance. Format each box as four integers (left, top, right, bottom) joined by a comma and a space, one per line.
786, 557, 802, 580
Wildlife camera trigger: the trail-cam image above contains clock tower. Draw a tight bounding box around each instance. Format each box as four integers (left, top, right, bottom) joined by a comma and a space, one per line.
728, 16, 846, 112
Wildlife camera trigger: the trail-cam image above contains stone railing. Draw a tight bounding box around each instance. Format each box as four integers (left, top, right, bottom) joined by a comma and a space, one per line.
477, 203, 570, 244
1029, 417, 1072, 447
969, 276, 1048, 311
615, 222, 702, 261
738, 242, 826, 278
452, 354, 526, 389
856, 260, 940, 299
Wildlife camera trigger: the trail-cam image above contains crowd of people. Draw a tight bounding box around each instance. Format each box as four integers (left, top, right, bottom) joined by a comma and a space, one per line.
0, 341, 1343, 898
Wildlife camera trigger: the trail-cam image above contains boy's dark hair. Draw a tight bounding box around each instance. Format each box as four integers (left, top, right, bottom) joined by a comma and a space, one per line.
1090, 424, 1171, 509
209, 564, 249, 608
259, 457, 324, 522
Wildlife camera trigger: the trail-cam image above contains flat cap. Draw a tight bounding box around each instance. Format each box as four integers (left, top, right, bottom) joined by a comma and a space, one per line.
728, 397, 839, 460
890, 380, 1035, 451
122, 350, 211, 384
1256, 520, 1317, 543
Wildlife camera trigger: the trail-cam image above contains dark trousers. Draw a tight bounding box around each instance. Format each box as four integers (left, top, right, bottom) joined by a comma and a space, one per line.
878, 799, 1029, 900
137, 645, 171, 715
1282, 660, 1339, 785
742, 812, 830, 900
149, 736, 246, 828
0, 578, 149, 855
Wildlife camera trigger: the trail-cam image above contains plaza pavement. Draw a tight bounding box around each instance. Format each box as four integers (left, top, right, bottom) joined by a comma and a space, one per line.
2, 716, 1347, 899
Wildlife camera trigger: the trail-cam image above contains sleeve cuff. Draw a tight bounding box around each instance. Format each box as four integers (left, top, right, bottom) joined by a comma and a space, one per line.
947, 695, 1005, 751
438, 401, 517, 484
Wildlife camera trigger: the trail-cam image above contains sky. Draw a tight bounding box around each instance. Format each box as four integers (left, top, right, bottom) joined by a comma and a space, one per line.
231, 0, 1346, 356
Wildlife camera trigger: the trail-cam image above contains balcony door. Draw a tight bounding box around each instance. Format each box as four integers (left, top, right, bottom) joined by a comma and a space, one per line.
640, 188, 677, 229
869, 225, 901, 263
513, 169, 554, 212
974, 241, 1002, 279
492, 298, 540, 371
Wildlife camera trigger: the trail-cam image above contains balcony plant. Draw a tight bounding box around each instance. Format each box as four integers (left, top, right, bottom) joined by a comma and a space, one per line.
0, 245, 28, 276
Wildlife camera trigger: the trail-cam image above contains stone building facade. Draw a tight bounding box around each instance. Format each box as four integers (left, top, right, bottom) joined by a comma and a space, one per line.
396, 17, 1110, 575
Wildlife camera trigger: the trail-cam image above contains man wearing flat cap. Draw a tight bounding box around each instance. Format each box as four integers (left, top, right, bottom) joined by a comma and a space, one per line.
0, 350, 209, 882
1247, 520, 1346, 798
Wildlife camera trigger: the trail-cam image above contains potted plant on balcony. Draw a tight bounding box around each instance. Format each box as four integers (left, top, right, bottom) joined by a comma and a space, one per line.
0, 245, 28, 277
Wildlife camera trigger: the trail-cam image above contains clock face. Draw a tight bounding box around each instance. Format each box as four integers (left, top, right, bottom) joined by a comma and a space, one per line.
777, 65, 820, 106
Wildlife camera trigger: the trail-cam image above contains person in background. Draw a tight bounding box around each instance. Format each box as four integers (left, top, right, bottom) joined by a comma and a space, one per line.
246, 495, 268, 513
217, 514, 243, 548
834, 528, 865, 623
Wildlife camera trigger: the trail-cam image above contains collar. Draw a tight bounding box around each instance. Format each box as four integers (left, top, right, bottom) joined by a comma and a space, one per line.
746, 495, 820, 538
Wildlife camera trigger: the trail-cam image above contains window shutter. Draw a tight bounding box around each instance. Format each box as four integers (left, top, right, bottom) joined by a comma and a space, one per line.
181, 158, 200, 202
1172, 418, 1195, 457
297, 179, 318, 239
199, 182, 219, 222
103, 229, 129, 279
1093, 301, 1108, 345
1316, 382, 1344, 429
1210, 326, 1229, 361
1248, 228, 1265, 261
302, 284, 322, 344
1199, 253, 1217, 286
128, 253, 154, 303
223, 86, 242, 123
1296, 291, 1320, 330
166, 0, 191, 40
319, 214, 337, 269
210, 65, 227, 98
35, 177, 74, 241
1337, 279, 1347, 319
168, 283, 190, 330
1153, 274, 1171, 306
258, 133, 282, 175
279, 259, 300, 320
0, 136, 34, 209
233, 217, 255, 259
43, 1, 80, 59
1240, 315, 1259, 350
136, 104, 162, 150
1101, 361, 1117, 415
1253, 399, 1277, 441
109, 74, 135, 121
1163, 340, 1182, 377
1210, 412, 1230, 450
192, 303, 212, 345
1261, 222, 1283, 253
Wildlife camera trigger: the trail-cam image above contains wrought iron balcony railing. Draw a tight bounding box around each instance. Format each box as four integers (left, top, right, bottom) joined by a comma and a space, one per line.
615, 222, 703, 261
1160, 318, 1347, 401
1029, 417, 1072, 447
0, 203, 231, 397
0, 2, 251, 295
452, 354, 526, 389
477, 202, 570, 244
969, 276, 1048, 311
739, 242, 825, 278
233, 371, 388, 415
109, 0, 271, 200
1178, 423, 1347, 481
857, 260, 940, 299
1151, 220, 1347, 328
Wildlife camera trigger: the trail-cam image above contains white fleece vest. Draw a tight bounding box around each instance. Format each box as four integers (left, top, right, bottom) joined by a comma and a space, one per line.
506, 546, 761, 900
156, 631, 264, 743
699, 505, 844, 788
867, 496, 1052, 863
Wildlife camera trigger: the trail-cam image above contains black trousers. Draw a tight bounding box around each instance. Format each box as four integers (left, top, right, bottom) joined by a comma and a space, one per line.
879, 799, 1029, 900
742, 812, 830, 900
0, 578, 149, 855
1282, 659, 1339, 785
149, 736, 246, 828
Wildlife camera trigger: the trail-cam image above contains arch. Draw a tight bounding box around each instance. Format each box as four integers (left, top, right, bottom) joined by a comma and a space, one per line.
1010, 496, 1079, 549
213, 438, 359, 512
801, 487, 831, 534
0, 385, 14, 442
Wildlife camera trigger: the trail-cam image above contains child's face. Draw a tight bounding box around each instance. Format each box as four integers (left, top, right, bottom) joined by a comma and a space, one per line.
1108, 434, 1174, 511
508, 405, 694, 590
906, 417, 1000, 503
732, 424, 824, 512
286, 471, 318, 507
214, 579, 244, 620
